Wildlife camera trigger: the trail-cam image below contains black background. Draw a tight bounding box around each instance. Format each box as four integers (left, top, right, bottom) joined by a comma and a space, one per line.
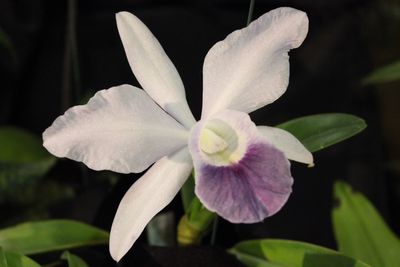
0, 0, 399, 266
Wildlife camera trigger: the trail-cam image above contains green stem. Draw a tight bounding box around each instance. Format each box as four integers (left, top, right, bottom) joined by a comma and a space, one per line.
247, 0, 255, 26
180, 172, 196, 213
62, 0, 81, 109
210, 216, 219, 245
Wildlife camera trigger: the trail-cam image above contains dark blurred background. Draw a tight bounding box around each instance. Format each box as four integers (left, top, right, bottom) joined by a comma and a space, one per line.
0, 0, 399, 266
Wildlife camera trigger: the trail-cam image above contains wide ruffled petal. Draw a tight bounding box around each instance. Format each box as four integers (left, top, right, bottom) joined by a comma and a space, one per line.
43, 84, 188, 174
189, 110, 293, 223
116, 12, 196, 128
109, 147, 193, 261
258, 126, 313, 165
201, 7, 309, 118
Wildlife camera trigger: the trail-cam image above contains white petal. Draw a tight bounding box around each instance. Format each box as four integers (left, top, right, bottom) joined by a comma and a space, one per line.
109, 147, 193, 261
43, 84, 188, 174
202, 7, 309, 118
116, 12, 196, 128
258, 126, 313, 165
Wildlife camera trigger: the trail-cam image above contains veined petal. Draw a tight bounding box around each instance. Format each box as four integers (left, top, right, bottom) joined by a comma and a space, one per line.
189, 110, 293, 223
109, 147, 193, 261
116, 12, 196, 128
258, 126, 313, 165
202, 7, 309, 118
43, 84, 188, 174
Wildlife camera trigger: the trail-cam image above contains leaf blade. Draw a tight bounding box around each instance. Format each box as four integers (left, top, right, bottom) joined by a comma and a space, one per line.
0, 127, 56, 203
0, 220, 109, 255
0, 247, 7, 267
0, 127, 52, 163
61, 251, 89, 267
277, 113, 366, 152
363, 60, 400, 85
332, 181, 400, 267
0, 247, 41, 267
229, 239, 371, 267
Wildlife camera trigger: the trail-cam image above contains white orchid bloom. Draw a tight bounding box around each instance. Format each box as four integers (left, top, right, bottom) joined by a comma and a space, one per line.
43, 7, 312, 261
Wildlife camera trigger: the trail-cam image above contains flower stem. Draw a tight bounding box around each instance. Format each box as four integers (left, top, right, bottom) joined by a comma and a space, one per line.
62, 0, 81, 110
177, 215, 202, 245
62, 0, 89, 187
246, 0, 255, 26
210, 216, 219, 245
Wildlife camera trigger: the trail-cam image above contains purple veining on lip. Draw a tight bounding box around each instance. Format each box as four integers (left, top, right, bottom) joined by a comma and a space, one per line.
195, 142, 293, 223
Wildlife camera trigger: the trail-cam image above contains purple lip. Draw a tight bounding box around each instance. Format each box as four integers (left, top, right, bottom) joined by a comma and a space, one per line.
195, 142, 293, 223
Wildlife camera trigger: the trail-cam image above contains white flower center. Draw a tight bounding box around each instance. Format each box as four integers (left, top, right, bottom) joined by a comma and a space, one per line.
199, 128, 228, 154
198, 119, 246, 166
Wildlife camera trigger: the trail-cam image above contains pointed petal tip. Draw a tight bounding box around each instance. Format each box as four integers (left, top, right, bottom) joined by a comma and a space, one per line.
109, 217, 142, 262
115, 11, 142, 32
109, 250, 121, 263
301, 150, 314, 166
116, 11, 132, 19
109, 240, 130, 263
308, 153, 314, 166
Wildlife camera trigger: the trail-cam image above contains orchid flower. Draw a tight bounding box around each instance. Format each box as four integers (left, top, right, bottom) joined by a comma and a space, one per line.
43, 7, 312, 261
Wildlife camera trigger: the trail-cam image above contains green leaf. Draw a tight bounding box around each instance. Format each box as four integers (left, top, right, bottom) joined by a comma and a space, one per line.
0, 247, 41, 267
0, 127, 56, 203
0, 220, 109, 255
363, 60, 400, 85
0, 127, 52, 163
0, 28, 12, 49
0, 248, 7, 267
229, 239, 371, 267
61, 251, 89, 267
0, 27, 16, 60
0, 159, 56, 203
332, 181, 400, 267
277, 113, 366, 153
